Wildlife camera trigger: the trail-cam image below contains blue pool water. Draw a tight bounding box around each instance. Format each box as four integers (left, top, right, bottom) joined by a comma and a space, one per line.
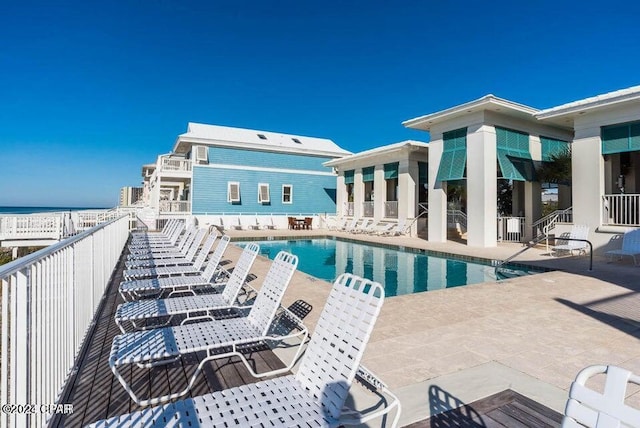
238, 238, 541, 297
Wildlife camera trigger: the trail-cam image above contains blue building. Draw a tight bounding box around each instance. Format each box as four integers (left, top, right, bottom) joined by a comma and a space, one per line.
143, 122, 351, 228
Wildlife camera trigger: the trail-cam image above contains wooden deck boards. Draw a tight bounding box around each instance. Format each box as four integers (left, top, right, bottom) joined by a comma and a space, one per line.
406, 389, 563, 428
50, 243, 286, 428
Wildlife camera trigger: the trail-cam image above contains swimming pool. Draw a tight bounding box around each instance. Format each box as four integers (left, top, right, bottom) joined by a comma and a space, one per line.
237, 237, 542, 297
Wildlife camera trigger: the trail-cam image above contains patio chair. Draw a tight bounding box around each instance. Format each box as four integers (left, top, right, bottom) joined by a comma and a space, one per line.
119, 235, 231, 301
352, 218, 371, 234
563, 364, 640, 427
249, 216, 262, 230
129, 221, 185, 250
232, 216, 244, 230
382, 218, 408, 236
373, 222, 395, 235
126, 227, 196, 260
124, 229, 210, 269
89, 273, 400, 427
288, 216, 298, 230
130, 218, 178, 241
115, 242, 260, 333
329, 217, 347, 231
605, 229, 640, 265
265, 215, 277, 230
343, 217, 359, 232
304, 216, 313, 230
108, 251, 303, 406
122, 229, 208, 272
552, 224, 590, 256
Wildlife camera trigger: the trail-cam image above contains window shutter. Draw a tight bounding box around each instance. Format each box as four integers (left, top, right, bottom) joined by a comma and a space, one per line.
258, 183, 270, 203
228, 182, 240, 202
194, 146, 208, 163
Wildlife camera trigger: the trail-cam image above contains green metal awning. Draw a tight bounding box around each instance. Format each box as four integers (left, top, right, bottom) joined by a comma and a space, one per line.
384, 162, 399, 179
496, 127, 535, 181
435, 128, 467, 182
344, 170, 354, 184
362, 166, 375, 182
602, 122, 640, 154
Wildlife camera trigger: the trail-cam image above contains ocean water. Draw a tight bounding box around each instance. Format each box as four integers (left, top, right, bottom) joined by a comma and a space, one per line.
0, 206, 109, 214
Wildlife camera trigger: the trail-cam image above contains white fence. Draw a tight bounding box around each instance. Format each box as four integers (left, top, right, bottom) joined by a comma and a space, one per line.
159, 200, 191, 213
497, 216, 526, 242
0, 215, 130, 427
160, 157, 191, 172
0, 214, 65, 241
603, 194, 640, 226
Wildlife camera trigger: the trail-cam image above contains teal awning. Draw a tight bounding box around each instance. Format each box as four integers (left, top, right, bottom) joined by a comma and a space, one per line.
541, 137, 569, 161
602, 122, 640, 154
344, 170, 354, 184
435, 128, 467, 182
362, 166, 375, 182
384, 162, 399, 179
496, 127, 535, 181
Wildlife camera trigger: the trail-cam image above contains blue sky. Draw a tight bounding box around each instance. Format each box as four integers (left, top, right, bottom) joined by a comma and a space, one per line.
1, 0, 639, 207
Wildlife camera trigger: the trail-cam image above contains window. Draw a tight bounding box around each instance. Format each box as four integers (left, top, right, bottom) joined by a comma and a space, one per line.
282, 184, 293, 204
258, 183, 270, 203
193, 146, 208, 164
257, 134, 267, 140
227, 182, 240, 203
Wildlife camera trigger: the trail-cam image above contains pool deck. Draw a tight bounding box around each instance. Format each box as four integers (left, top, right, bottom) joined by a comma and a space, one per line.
222, 228, 640, 426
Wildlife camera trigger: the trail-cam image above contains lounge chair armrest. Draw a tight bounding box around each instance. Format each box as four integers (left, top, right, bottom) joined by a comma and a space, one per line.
337, 365, 402, 427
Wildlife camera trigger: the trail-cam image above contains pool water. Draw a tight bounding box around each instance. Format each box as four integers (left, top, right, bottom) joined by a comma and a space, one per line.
237, 238, 541, 297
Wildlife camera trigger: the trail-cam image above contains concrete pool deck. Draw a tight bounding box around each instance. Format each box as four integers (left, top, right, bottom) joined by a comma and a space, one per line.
221, 227, 640, 426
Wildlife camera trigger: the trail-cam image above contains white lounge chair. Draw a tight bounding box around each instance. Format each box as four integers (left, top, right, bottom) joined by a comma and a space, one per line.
382, 218, 408, 236
232, 216, 244, 230
129, 221, 185, 249
125, 229, 210, 269
343, 217, 359, 233
352, 218, 371, 234
123, 230, 211, 279
248, 216, 262, 230
563, 364, 640, 427
265, 215, 277, 230
605, 229, 640, 265
109, 251, 302, 406
115, 242, 260, 333
88, 273, 401, 428
119, 235, 231, 301
329, 217, 347, 231
130, 218, 179, 242
552, 224, 590, 256
373, 222, 395, 235
128, 225, 193, 256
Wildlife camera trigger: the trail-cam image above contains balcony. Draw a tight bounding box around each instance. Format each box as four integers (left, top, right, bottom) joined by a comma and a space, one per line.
159, 200, 191, 213
160, 157, 191, 173
603, 194, 640, 226
384, 201, 398, 218
362, 201, 374, 217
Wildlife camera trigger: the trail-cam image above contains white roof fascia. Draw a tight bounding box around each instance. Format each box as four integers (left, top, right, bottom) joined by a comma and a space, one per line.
403, 95, 539, 130
535, 85, 640, 120
323, 140, 429, 168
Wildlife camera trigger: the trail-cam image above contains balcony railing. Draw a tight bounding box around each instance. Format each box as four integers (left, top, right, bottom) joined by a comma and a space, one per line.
345, 202, 354, 217
160, 157, 191, 172
603, 194, 640, 226
159, 200, 191, 213
0, 215, 130, 427
362, 201, 374, 218
384, 201, 398, 218
0, 214, 63, 240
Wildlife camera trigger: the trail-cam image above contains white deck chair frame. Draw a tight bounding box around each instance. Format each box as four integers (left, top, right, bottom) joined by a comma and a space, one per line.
605, 229, 640, 265
130, 219, 182, 244
127, 226, 195, 260
115, 242, 260, 333
119, 235, 231, 302
125, 228, 209, 269
109, 251, 304, 406
129, 221, 185, 249
563, 364, 640, 427
91, 273, 400, 427
130, 218, 178, 241
553, 224, 590, 256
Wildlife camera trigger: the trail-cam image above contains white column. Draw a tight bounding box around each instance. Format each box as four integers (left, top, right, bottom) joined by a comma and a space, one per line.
398, 159, 416, 235
524, 181, 542, 240
428, 135, 447, 242
572, 129, 604, 230
336, 174, 346, 217
354, 169, 364, 218
373, 165, 385, 222
466, 124, 497, 247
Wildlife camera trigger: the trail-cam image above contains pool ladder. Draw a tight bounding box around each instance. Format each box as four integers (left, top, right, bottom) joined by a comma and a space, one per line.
493, 234, 548, 279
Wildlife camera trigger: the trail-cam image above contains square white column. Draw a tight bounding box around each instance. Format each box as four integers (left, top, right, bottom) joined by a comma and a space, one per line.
572, 131, 604, 228
428, 136, 447, 242
336, 174, 346, 216
466, 124, 497, 247
373, 165, 385, 222
354, 169, 364, 218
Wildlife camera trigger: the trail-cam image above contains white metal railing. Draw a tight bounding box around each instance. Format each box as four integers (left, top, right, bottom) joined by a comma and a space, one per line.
447, 209, 467, 231
159, 200, 191, 213
0, 215, 129, 427
0, 214, 64, 241
497, 216, 525, 242
384, 201, 398, 218
603, 194, 640, 226
345, 202, 354, 217
531, 207, 573, 237
160, 157, 191, 172
362, 202, 374, 218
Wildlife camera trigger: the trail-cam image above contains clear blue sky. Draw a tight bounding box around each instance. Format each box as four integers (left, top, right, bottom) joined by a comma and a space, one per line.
1, 0, 639, 207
